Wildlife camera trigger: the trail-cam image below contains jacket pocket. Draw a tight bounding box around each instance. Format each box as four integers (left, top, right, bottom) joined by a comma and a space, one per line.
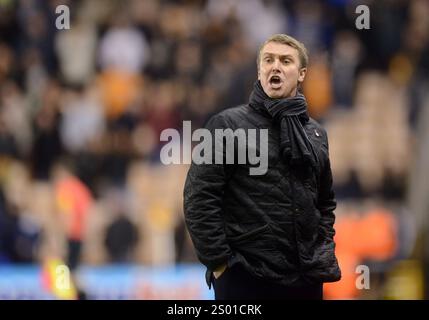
227, 223, 290, 274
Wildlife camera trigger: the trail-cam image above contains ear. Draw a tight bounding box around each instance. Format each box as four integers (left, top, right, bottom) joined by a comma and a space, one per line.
298, 67, 307, 83
257, 69, 260, 81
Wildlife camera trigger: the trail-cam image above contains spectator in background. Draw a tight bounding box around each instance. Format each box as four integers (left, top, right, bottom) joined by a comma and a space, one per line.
98, 11, 149, 74
52, 159, 93, 271
0, 81, 33, 158
97, 10, 148, 123
104, 210, 139, 263
302, 51, 333, 120
31, 80, 63, 180
0, 116, 18, 158
0, 43, 15, 86
331, 31, 362, 108
59, 84, 105, 155
174, 217, 198, 264
54, 12, 97, 86
206, 0, 287, 51
0, 185, 41, 264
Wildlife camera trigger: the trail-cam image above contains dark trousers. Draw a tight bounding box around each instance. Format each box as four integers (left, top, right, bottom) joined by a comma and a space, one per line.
212, 264, 323, 300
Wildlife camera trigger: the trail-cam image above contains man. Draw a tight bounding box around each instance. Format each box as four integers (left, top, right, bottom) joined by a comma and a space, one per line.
183, 34, 341, 300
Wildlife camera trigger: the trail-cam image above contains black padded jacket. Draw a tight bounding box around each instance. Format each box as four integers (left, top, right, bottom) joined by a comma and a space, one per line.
183, 103, 341, 288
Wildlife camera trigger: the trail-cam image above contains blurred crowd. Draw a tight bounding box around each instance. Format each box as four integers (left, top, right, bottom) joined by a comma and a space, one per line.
0, 0, 428, 298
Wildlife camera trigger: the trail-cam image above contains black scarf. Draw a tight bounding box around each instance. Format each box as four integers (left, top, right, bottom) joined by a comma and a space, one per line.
249, 80, 318, 168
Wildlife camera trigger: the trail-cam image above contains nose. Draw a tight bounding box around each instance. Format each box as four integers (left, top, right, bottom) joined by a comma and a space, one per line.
272, 58, 281, 72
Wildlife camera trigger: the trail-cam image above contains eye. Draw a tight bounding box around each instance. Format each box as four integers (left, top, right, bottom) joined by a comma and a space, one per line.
264, 57, 272, 63
282, 58, 290, 64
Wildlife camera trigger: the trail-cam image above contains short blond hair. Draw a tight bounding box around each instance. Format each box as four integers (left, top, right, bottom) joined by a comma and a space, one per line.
257, 34, 309, 69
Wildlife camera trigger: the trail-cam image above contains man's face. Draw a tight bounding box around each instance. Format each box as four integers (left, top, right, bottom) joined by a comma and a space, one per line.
258, 42, 307, 99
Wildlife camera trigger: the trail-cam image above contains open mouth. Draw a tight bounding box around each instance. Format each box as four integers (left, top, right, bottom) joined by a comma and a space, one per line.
269, 75, 282, 87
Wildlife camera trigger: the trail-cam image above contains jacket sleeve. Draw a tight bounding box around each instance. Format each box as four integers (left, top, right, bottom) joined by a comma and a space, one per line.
317, 130, 337, 241
183, 113, 234, 271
